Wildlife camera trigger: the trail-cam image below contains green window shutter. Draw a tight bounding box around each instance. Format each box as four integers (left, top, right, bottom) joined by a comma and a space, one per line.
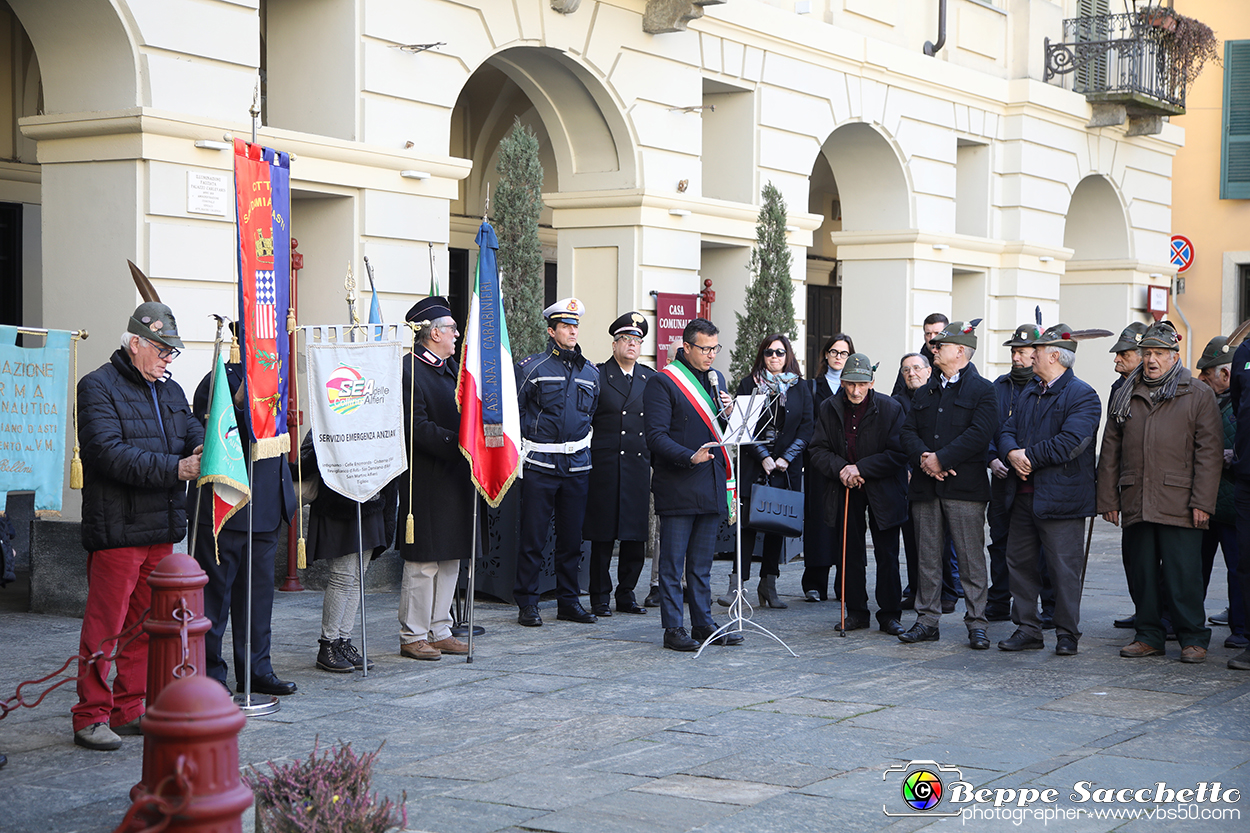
1222, 40, 1250, 200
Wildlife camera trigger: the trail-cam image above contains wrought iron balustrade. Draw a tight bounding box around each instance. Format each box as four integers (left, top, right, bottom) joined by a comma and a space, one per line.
1044, 12, 1186, 115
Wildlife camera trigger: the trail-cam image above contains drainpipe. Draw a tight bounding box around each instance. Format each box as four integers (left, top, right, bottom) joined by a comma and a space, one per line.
924, 0, 947, 57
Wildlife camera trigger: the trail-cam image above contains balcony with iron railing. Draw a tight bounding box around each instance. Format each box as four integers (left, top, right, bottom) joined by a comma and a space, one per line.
1044, 11, 1189, 122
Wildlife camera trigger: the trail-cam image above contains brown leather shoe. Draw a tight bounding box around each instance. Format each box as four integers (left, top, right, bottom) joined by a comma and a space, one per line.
429, 636, 469, 655
400, 640, 441, 661
1179, 645, 1207, 664
1119, 640, 1164, 658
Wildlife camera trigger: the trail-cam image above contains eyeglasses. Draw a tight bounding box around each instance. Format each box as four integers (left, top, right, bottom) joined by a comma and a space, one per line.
902, 365, 927, 374
827, 349, 851, 360
615, 336, 643, 347
145, 339, 180, 361
687, 342, 722, 356
764, 348, 787, 358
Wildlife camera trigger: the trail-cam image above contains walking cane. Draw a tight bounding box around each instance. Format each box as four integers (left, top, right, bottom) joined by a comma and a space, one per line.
1079, 514, 1094, 591
838, 487, 849, 636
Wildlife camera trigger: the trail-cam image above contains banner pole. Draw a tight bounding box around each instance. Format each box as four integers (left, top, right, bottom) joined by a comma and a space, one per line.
357, 501, 368, 677
467, 496, 478, 664
188, 315, 227, 560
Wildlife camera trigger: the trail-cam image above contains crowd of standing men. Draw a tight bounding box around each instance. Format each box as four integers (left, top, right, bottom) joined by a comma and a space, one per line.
65, 293, 1248, 753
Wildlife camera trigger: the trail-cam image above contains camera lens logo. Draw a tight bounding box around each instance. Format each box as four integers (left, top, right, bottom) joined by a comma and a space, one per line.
901, 769, 943, 811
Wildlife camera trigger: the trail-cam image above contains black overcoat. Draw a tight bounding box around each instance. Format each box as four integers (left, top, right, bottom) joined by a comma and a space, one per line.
397, 349, 476, 563
584, 357, 655, 541
809, 390, 909, 547
802, 376, 839, 560
643, 350, 731, 517
734, 375, 813, 514
899, 363, 998, 503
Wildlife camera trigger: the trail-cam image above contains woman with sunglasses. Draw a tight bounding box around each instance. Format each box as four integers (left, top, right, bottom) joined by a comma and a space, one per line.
803, 334, 855, 602
719, 334, 813, 609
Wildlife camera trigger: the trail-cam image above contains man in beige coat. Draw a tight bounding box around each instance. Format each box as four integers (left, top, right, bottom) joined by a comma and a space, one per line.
1097, 322, 1222, 663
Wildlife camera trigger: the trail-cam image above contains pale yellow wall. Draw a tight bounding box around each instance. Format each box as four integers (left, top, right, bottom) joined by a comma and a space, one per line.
1170, 1, 1250, 349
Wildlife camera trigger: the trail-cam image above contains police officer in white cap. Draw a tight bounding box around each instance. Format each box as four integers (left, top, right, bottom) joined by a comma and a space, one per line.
514, 298, 601, 627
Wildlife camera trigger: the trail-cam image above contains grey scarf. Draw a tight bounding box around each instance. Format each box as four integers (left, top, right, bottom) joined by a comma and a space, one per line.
1109, 360, 1183, 424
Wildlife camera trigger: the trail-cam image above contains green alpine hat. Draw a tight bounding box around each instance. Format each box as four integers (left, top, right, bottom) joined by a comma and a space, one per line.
1003, 323, 1042, 348
1139, 320, 1181, 351
1033, 323, 1079, 352
840, 353, 876, 383
1108, 321, 1147, 353
929, 318, 982, 350
1196, 335, 1234, 370
127, 302, 184, 350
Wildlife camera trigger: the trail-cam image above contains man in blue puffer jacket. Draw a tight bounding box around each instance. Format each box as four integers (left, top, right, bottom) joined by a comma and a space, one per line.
996, 324, 1101, 656
72, 302, 203, 751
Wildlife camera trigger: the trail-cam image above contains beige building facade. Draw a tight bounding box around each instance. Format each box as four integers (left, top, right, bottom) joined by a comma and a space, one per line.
0, 0, 1183, 518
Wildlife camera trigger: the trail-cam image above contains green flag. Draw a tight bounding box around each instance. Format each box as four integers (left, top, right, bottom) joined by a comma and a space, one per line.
197, 353, 251, 560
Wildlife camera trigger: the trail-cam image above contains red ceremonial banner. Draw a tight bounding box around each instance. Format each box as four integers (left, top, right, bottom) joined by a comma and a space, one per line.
655, 292, 698, 370
233, 138, 286, 459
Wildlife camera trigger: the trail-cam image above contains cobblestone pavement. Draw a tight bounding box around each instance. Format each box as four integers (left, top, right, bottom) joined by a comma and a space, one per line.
1, 521, 1248, 832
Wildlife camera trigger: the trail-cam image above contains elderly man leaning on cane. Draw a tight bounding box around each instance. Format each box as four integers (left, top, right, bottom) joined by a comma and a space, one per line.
72, 302, 203, 751
1099, 321, 1222, 663
996, 325, 1101, 656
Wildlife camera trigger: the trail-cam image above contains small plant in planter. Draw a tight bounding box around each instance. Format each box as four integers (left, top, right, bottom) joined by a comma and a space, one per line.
245, 740, 407, 833
1139, 4, 1220, 87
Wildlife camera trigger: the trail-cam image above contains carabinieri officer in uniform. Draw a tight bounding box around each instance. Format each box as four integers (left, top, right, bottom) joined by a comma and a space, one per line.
514, 298, 601, 627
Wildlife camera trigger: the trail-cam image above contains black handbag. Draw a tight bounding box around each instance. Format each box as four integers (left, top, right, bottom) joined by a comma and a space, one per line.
746, 473, 804, 537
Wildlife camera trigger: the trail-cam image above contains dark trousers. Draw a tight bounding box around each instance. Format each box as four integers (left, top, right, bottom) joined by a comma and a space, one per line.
839, 490, 902, 624
1235, 482, 1250, 641
658, 513, 718, 630
589, 539, 646, 607
1202, 519, 1245, 635
516, 469, 589, 608
986, 482, 1012, 613
1005, 495, 1086, 640
193, 524, 280, 685
740, 529, 783, 580
1123, 521, 1210, 650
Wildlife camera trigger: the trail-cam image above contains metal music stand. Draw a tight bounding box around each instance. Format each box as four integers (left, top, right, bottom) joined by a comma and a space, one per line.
696, 390, 797, 658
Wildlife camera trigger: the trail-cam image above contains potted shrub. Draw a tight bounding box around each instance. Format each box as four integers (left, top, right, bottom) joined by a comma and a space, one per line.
245, 740, 407, 833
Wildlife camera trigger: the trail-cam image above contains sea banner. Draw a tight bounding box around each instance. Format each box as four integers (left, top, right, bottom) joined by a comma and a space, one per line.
0, 326, 71, 514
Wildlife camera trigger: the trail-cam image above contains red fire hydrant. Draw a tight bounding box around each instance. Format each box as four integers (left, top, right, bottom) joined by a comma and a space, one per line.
129, 675, 252, 832
144, 552, 211, 707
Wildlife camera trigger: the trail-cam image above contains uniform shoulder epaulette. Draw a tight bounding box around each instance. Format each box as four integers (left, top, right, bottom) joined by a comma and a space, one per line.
517, 354, 542, 368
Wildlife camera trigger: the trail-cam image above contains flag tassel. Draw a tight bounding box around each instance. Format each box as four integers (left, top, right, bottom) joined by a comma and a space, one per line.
405, 513, 415, 545
297, 537, 306, 569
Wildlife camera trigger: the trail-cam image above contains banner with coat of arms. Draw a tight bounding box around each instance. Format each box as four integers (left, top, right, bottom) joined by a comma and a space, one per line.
303, 327, 408, 503
233, 138, 291, 460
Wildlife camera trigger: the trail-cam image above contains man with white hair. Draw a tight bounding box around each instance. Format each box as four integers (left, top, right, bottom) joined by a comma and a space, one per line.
72, 302, 203, 750
995, 325, 1101, 655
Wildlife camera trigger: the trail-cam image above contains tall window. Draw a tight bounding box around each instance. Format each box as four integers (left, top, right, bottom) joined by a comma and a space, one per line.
1239, 264, 1250, 323
1222, 40, 1250, 200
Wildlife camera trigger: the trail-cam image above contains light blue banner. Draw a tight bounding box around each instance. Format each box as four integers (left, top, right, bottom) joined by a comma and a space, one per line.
0, 326, 71, 513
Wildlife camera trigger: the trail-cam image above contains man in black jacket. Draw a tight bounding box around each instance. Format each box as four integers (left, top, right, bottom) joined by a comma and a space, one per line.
810, 353, 908, 633
73, 302, 203, 751
898, 320, 998, 649
644, 318, 741, 651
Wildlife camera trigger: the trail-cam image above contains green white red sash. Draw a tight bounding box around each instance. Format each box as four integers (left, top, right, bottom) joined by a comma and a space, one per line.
662, 361, 736, 524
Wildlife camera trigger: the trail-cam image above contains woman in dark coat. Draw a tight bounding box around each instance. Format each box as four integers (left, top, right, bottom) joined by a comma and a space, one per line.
721, 334, 813, 609
396, 298, 479, 661
802, 333, 854, 601
301, 432, 397, 672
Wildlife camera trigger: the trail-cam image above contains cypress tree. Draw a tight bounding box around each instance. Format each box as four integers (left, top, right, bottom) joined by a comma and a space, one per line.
494, 119, 547, 360
730, 182, 796, 384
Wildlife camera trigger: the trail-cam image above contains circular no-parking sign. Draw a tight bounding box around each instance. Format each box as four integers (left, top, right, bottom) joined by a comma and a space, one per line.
1170, 234, 1194, 273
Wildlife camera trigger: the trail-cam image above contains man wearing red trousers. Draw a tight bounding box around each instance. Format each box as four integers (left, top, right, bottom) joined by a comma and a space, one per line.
71, 302, 202, 751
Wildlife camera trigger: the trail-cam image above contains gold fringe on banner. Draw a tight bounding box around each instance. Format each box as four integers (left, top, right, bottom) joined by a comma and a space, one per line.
229, 335, 241, 365
297, 537, 307, 569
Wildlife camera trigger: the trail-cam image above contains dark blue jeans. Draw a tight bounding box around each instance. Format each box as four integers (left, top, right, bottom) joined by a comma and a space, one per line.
515, 469, 589, 608
658, 513, 719, 630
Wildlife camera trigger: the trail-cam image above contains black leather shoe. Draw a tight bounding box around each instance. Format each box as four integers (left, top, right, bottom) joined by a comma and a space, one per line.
836, 613, 870, 632
985, 607, 1011, 622
557, 603, 597, 624
518, 605, 543, 627
616, 599, 647, 614
998, 629, 1044, 651
239, 672, 298, 696
898, 623, 940, 643
664, 627, 699, 651
880, 619, 905, 636
692, 624, 743, 646
968, 628, 990, 650
900, 594, 915, 610
1040, 613, 1056, 630
1055, 635, 1078, 656
0, 751, 6, 769
942, 598, 957, 614
644, 587, 661, 607
1113, 613, 1135, 628
592, 603, 613, 617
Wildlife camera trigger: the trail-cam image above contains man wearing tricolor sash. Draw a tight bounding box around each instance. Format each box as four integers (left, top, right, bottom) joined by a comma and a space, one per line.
643, 318, 744, 652
513, 298, 601, 627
